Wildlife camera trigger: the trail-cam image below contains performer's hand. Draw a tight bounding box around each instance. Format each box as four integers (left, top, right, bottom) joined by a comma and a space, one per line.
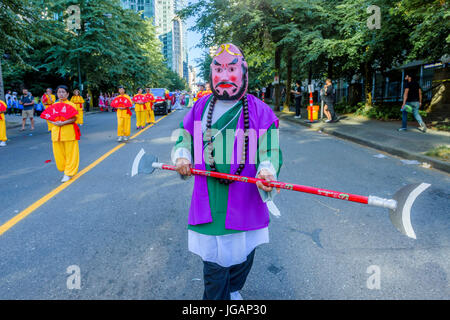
176, 158, 192, 176
256, 169, 280, 194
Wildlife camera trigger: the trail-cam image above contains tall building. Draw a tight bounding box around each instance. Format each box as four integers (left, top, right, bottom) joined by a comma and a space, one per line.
121, 0, 188, 84
188, 65, 197, 92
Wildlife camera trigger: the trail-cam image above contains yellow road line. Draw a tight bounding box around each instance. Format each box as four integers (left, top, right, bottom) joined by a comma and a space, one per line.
0, 111, 174, 236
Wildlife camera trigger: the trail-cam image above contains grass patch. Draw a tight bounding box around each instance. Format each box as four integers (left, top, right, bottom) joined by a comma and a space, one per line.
425, 145, 450, 161
334, 102, 428, 121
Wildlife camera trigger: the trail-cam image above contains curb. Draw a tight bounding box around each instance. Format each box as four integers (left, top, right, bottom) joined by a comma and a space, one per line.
6, 122, 21, 129
277, 112, 450, 174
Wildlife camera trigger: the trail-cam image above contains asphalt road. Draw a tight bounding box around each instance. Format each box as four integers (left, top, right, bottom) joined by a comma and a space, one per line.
0, 109, 449, 299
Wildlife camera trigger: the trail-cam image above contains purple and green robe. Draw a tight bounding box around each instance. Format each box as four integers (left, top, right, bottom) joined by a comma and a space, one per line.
173, 94, 282, 236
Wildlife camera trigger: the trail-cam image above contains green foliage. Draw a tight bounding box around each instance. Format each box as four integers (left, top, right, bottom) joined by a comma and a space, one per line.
425, 145, 450, 161
335, 102, 429, 121
1, 0, 184, 101
180, 0, 448, 102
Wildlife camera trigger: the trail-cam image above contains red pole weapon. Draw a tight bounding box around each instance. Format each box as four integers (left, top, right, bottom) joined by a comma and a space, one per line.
132, 150, 431, 239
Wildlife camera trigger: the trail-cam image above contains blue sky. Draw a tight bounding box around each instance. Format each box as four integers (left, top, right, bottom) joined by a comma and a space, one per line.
185, 1, 206, 73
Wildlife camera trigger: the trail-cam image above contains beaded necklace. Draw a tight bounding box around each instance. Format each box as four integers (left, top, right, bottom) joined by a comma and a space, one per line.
205, 94, 250, 185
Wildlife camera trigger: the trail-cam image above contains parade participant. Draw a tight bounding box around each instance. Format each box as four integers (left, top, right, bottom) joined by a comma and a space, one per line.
70, 89, 85, 126
133, 88, 146, 130
0, 100, 7, 147
114, 86, 132, 142
45, 85, 80, 183
145, 88, 155, 124
194, 83, 212, 102
174, 89, 183, 110
193, 84, 204, 102
99, 93, 106, 111
172, 43, 282, 300
204, 82, 212, 96
42, 88, 56, 132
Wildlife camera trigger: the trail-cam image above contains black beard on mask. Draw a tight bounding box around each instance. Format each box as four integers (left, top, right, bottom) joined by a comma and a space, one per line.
210, 64, 248, 101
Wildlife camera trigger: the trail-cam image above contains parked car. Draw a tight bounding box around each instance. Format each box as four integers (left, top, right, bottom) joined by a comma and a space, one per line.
151, 88, 171, 115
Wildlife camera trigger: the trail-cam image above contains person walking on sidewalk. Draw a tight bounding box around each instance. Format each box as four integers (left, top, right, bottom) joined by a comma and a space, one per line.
291, 80, 302, 119
398, 73, 427, 133
323, 79, 337, 123
19, 88, 35, 131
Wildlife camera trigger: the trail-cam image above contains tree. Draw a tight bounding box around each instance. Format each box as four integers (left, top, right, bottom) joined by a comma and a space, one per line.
0, 0, 42, 100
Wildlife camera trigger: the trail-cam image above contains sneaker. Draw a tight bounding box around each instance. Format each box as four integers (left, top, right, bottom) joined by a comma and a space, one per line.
294, 116, 301, 119
123, 136, 129, 141
418, 126, 427, 133
61, 175, 71, 183
0, 141, 6, 147
117, 136, 123, 142
325, 119, 332, 123
397, 128, 407, 132
230, 291, 243, 300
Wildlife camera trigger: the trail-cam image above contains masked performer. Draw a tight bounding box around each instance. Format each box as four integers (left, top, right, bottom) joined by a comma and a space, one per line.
70, 89, 85, 126
172, 43, 282, 300
42, 88, 56, 132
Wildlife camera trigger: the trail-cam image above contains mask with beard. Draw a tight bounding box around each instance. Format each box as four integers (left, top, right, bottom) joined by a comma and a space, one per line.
210, 44, 248, 101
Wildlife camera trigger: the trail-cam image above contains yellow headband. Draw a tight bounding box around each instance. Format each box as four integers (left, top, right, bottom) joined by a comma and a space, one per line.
214, 44, 242, 57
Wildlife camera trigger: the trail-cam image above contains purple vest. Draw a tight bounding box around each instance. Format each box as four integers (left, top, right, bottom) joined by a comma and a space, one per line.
182, 94, 279, 231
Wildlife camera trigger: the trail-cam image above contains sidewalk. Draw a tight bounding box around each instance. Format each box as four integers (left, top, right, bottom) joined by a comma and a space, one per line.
275, 107, 450, 173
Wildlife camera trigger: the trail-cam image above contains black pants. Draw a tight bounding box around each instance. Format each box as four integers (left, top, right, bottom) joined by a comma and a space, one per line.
202, 249, 255, 300
295, 97, 302, 117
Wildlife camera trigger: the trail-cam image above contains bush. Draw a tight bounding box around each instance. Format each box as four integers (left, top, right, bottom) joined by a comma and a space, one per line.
335, 102, 428, 121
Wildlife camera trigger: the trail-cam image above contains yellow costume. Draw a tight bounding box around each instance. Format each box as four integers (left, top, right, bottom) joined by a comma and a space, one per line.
70, 95, 85, 125
134, 97, 146, 128
144, 93, 155, 124
0, 100, 7, 142
51, 100, 80, 177
42, 94, 56, 131
117, 94, 132, 137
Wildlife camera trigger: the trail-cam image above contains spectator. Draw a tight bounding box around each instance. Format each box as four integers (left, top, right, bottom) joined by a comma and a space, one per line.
13, 92, 21, 115
34, 96, 45, 117
323, 79, 337, 123
398, 73, 427, 133
85, 92, 91, 112
5, 90, 13, 115
291, 80, 303, 119
19, 88, 35, 131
